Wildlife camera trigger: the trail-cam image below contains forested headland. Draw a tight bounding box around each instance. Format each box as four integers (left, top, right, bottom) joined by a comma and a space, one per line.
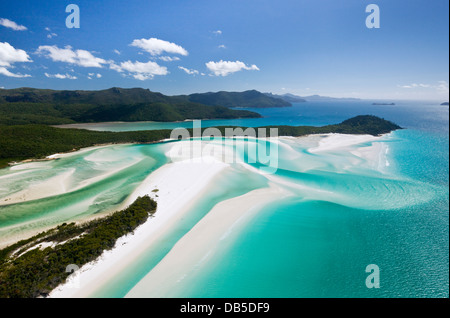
0, 195, 156, 298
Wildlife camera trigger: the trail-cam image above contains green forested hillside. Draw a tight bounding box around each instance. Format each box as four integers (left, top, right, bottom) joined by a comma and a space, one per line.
0, 87, 261, 125
186, 90, 292, 108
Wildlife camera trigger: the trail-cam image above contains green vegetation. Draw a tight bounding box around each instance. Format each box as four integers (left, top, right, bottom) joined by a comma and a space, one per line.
0, 115, 401, 169
0, 87, 261, 125
186, 90, 292, 108
0, 196, 156, 298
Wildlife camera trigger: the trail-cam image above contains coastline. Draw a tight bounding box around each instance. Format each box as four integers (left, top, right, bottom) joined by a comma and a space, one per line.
49, 156, 231, 297
47, 132, 389, 298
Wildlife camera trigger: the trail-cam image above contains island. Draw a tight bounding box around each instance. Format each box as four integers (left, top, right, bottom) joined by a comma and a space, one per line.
441, 102, 449, 106
372, 102, 395, 106
186, 90, 292, 108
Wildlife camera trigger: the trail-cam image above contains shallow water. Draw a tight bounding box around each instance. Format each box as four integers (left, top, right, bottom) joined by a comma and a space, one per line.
1, 100, 448, 297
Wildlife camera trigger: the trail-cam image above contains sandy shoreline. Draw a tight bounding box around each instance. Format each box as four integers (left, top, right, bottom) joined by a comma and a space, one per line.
49, 156, 230, 297
30, 133, 387, 298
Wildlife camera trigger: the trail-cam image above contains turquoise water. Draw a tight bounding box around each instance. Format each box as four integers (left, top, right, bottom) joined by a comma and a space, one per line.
122, 129, 448, 298
0, 100, 448, 297
0, 144, 169, 246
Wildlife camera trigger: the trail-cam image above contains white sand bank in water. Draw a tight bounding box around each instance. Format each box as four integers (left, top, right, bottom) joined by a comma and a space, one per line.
49, 156, 230, 298
48, 133, 388, 298
125, 183, 291, 298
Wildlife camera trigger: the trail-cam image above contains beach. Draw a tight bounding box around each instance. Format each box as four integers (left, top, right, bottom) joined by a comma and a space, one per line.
46, 133, 389, 298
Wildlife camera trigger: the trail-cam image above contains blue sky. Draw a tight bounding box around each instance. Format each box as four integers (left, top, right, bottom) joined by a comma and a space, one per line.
0, 0, 448, 100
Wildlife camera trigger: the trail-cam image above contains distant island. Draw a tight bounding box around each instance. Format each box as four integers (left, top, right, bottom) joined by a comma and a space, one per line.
186, 90, 291, 108
264, 92, 361, 103
441, 102, 449, 106
300, 94, 361, 101
264, 93, 307, 103
372, 102, 395, 106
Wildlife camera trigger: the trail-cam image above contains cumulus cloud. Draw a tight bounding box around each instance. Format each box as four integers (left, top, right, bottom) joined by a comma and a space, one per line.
45, 72, 77, 80
206, 60, 260, 76
0, 18, 27, 31
0, 67, 31, 78
178, 66, 199, 75
213, 30, 222, 35
159, 56, 180, 62
130, 38, 188, 56
0, 42, 32, 77
36, 45, 107, 68
218, 44, 226, 49
0, 42, 31, 67
110, 60, 168, 80
87, 73, 102, 79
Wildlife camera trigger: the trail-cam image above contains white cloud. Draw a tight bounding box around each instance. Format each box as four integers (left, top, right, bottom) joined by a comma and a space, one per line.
130, 38, 188, 56
213, 30, 222, 35
87, 72, 101, 79
0, 18, 27, 31
47, 33, 57, 39
44, 72, 77, 80
0, 42, 31, 67
399, 83, 431, 89
206, 60, 260, 77
0, 42, 32, 77
218, 44, 226, 49
113, 49, 121, 55
178, 66, 199, 75
399, 81, 449, 95
110, 60, 168, 80
37, 45, 107, 68
0, 67, 31, 78
159, 56, 180, 62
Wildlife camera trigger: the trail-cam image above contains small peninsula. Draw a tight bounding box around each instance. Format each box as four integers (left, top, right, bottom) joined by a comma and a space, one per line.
372, 102, 395, 105
441, 102, 449, 106
0, 196, 157, 298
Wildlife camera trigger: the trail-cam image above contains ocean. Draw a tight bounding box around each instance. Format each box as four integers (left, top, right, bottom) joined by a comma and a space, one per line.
0, 100, 448, 297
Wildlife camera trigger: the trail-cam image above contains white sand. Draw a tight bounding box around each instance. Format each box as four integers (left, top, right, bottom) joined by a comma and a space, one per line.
126, 183, 291, 297
309, 133, 381, 153
0, 169, 76, 206
47, 134, 388, 298
49, 156, 230, 298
